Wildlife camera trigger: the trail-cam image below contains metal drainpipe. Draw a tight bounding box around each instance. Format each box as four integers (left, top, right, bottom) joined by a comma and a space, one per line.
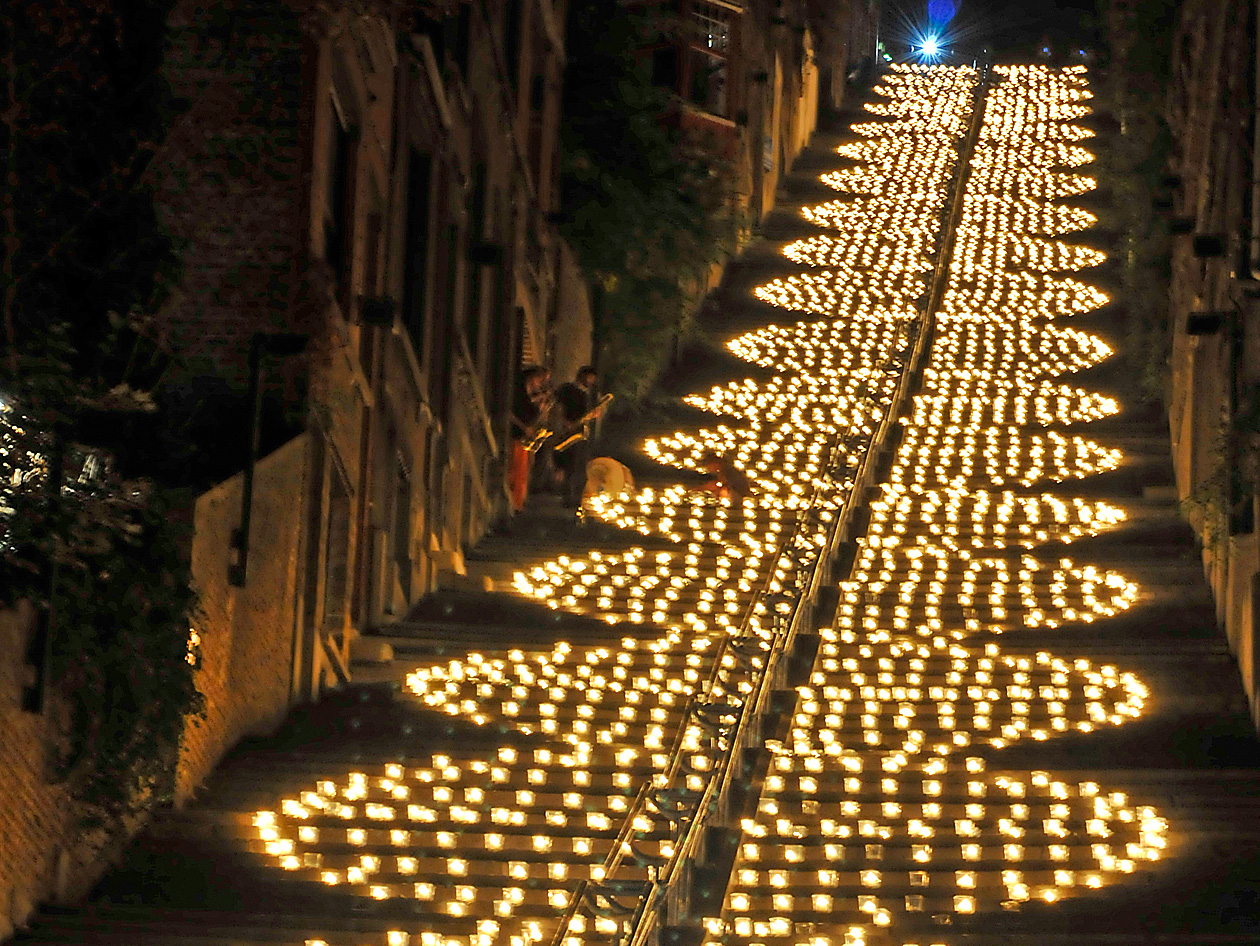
1250, 0, 1260, 278
228, 335, 265, 588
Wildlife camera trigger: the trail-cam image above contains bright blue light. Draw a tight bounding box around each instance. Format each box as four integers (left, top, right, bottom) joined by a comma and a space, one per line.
921, 35, 940, 57
927, 0, 957, 25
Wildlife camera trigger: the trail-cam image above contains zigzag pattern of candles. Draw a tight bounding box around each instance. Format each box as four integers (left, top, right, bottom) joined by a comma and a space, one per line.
250, 66, 983, 946
706, 65, 1162, 946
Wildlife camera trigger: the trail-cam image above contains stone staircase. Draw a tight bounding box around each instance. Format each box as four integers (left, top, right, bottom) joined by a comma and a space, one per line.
14, 67, 1260, 946
10, 485, 819, 946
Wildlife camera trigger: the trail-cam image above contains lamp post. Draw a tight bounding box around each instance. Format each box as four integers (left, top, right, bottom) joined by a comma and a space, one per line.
229, 332, 308, 587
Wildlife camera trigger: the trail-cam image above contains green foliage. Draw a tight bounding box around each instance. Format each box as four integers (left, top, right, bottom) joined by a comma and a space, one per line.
558, 0, 743, 401
1094, 0, 1177, 403
1180, 407, 1234, 557
1, 0, 203, 828
0, 409, 203, 825
1181, 385, 1260, 555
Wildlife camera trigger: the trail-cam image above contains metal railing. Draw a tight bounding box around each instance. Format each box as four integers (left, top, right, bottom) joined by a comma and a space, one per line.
550, 66, 994, 946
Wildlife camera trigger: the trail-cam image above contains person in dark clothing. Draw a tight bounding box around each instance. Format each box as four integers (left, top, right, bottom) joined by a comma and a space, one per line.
553, 366, 604, 508
508, 365, 553, 511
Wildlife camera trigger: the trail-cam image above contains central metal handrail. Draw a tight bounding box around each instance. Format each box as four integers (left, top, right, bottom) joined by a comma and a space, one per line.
550, 64, 994, 946
613, 66, 993, 946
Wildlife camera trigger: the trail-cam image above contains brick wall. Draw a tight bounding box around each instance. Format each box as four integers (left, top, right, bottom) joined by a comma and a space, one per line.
0, 0, 315, 921
1163, 0, 1260, 727
178, 433, 311, 801
0, 604, 72, 940
149, 0, 307, 392
0, 434, 313, 939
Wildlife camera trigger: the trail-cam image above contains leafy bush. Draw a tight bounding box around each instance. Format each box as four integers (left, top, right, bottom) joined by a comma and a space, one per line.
1, 0, 203, 828
1095, 0, 1177, 402
559, 0, 743, 401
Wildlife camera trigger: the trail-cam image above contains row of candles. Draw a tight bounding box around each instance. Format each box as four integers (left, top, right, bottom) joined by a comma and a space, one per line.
711, 64, 1163, 946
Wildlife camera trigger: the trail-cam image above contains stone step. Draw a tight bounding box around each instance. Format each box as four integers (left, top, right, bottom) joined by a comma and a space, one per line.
17, 907, 480, 945
705, 935, 1260, 946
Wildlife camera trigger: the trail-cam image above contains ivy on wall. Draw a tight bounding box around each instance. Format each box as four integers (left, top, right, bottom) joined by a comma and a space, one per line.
1, 0, 204, 828
1095, 0, 1177, 403
558, 0, 744, 402
0, 409, 203, 826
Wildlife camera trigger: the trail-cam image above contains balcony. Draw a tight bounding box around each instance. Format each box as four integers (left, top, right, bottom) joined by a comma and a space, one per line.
639, 0, 744, 157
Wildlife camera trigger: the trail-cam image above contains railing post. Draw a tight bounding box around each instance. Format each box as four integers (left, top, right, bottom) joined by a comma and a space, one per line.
616, 67, 993, 946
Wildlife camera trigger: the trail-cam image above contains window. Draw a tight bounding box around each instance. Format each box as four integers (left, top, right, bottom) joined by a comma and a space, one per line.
688, 48, 727, 114
641, 2, 736, 115
360, 178, 385, 371
323, 470, 351, 630
465, 163, 487, 357
488, 253, 514, 441
414, 10, 445, 61
394, 463, 412, 601
361, 208, 382, 371
691, 1, 731, 52
430, 223, 460, 424
454, 3, 472, 76
325, 100, 353, 289
402, 150, 433, 357
504, 0, 522, 89
686, 2, 732, 115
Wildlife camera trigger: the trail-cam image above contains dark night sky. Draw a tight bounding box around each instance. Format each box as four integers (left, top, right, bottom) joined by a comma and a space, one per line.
882, 0, 1103, 60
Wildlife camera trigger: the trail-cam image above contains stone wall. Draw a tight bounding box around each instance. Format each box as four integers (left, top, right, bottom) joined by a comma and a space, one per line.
0, 434, 312, 938
177, 433, 311, 801
1163, 0, 1260, 727
0, 604, 74, 941
551, 241, 595, 385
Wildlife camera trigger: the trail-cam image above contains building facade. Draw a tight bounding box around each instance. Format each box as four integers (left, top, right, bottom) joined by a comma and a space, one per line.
0, 0, 879, 933
158, 0, 581, 723
1159, 0, 1260, 725
1, 0, 579, 931
640, 0, 880, 220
